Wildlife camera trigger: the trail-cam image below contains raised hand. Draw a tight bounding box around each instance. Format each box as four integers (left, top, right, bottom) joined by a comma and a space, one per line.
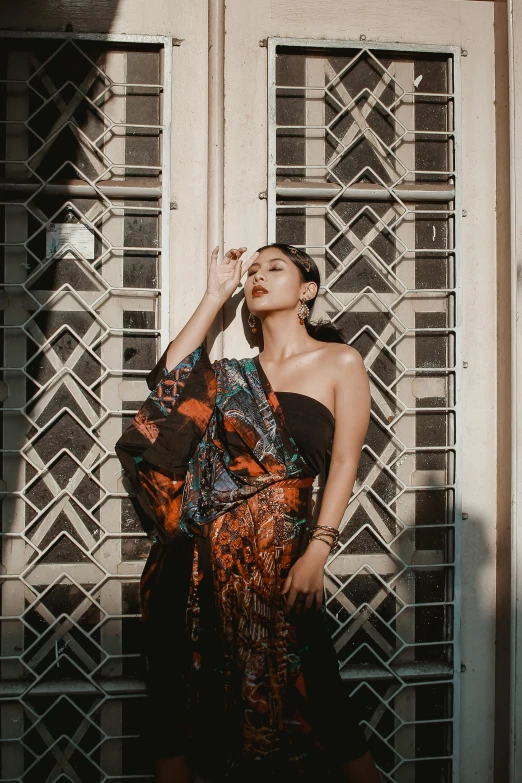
206, 246, 259, 304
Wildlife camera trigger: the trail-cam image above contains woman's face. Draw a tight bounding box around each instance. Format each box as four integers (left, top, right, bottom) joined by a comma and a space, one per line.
243, 248, 314, 316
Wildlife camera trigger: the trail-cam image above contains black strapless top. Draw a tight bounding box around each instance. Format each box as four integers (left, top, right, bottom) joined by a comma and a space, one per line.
276, 391, 335, 476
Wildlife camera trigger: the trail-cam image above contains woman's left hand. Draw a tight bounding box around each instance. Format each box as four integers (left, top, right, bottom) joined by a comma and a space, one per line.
280, 550, 326, 615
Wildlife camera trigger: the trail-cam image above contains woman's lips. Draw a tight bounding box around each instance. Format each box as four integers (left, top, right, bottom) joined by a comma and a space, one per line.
252, 287, 268, 297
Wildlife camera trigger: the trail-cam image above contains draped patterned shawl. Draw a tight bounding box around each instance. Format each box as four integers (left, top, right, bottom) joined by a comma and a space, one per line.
115, 343, 319, 762
115, 341, 312, 544
114, 343, 361, 774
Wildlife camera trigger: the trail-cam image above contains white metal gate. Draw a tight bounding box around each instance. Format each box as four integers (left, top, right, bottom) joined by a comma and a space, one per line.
0, 32, 171, 781
267, 39, 461, 782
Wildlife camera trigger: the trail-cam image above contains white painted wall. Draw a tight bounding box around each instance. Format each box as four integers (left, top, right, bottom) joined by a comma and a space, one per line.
508, 0, 522, 780
0, 2, 505, 780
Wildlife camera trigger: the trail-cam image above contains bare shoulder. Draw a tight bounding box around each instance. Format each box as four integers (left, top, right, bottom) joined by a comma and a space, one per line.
320, 342, 366, 373
321, 345, 370, 425
309, 342, 368, 404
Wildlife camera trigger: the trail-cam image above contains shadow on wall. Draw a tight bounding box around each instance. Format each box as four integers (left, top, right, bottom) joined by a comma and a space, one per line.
3, 1, 122, 34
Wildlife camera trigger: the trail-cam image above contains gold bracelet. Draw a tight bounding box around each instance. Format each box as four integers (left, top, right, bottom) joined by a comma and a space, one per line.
309, 533, 337, 551
309, 525, 340, 547
313, 525, 339, 538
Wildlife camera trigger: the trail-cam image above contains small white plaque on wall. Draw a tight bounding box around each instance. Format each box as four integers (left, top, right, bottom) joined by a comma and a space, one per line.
46, 222, 95, 260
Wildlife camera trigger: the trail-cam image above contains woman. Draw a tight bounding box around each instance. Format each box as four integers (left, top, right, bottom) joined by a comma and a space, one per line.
115, 243, 380, 783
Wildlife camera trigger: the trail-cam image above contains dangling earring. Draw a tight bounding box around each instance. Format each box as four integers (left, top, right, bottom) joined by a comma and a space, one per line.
297, 298, 310, 325
248, 311, 258, 333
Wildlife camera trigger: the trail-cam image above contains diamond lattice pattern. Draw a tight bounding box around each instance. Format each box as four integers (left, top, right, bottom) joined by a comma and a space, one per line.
1, 36, 167, 780
274, 44, 457, 782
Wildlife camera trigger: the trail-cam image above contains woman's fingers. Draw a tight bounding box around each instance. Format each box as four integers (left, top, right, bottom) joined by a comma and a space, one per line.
231, 248, 247, 278
284, 586, 321, 614
222, 247, 234, 265
210, 246, 219, 266
212, 246, 248, 272
227, 249, 249, 289
221, 246, 257, 289
284, 585, 298, 615
281, 568, 323, 615
280, 573, 292, 595
240, 250, 260, 278
224, 246, 247, 266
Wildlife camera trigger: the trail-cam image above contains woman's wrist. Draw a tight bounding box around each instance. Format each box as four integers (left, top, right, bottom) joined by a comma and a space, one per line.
202, 290, 227, 311
305, 538, 332, 563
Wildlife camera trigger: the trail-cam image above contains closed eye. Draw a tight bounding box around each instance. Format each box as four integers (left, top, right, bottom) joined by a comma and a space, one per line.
248, 266, 283, 276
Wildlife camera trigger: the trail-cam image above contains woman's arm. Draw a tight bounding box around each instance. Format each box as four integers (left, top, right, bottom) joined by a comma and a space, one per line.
115, 244, 258, 541
163, 245, 259, 372
306, 345, 371, 562
282, 345, 371, 613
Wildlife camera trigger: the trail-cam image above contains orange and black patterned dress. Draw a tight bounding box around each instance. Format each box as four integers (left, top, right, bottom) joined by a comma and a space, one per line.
115, 342, 368, 782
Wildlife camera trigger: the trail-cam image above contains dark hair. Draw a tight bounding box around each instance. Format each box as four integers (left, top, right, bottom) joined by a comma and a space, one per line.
255, 242, 345, 343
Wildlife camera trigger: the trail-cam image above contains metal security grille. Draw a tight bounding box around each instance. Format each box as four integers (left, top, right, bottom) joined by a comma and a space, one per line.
0, 32, 171, 780
268, 39, 461, 782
